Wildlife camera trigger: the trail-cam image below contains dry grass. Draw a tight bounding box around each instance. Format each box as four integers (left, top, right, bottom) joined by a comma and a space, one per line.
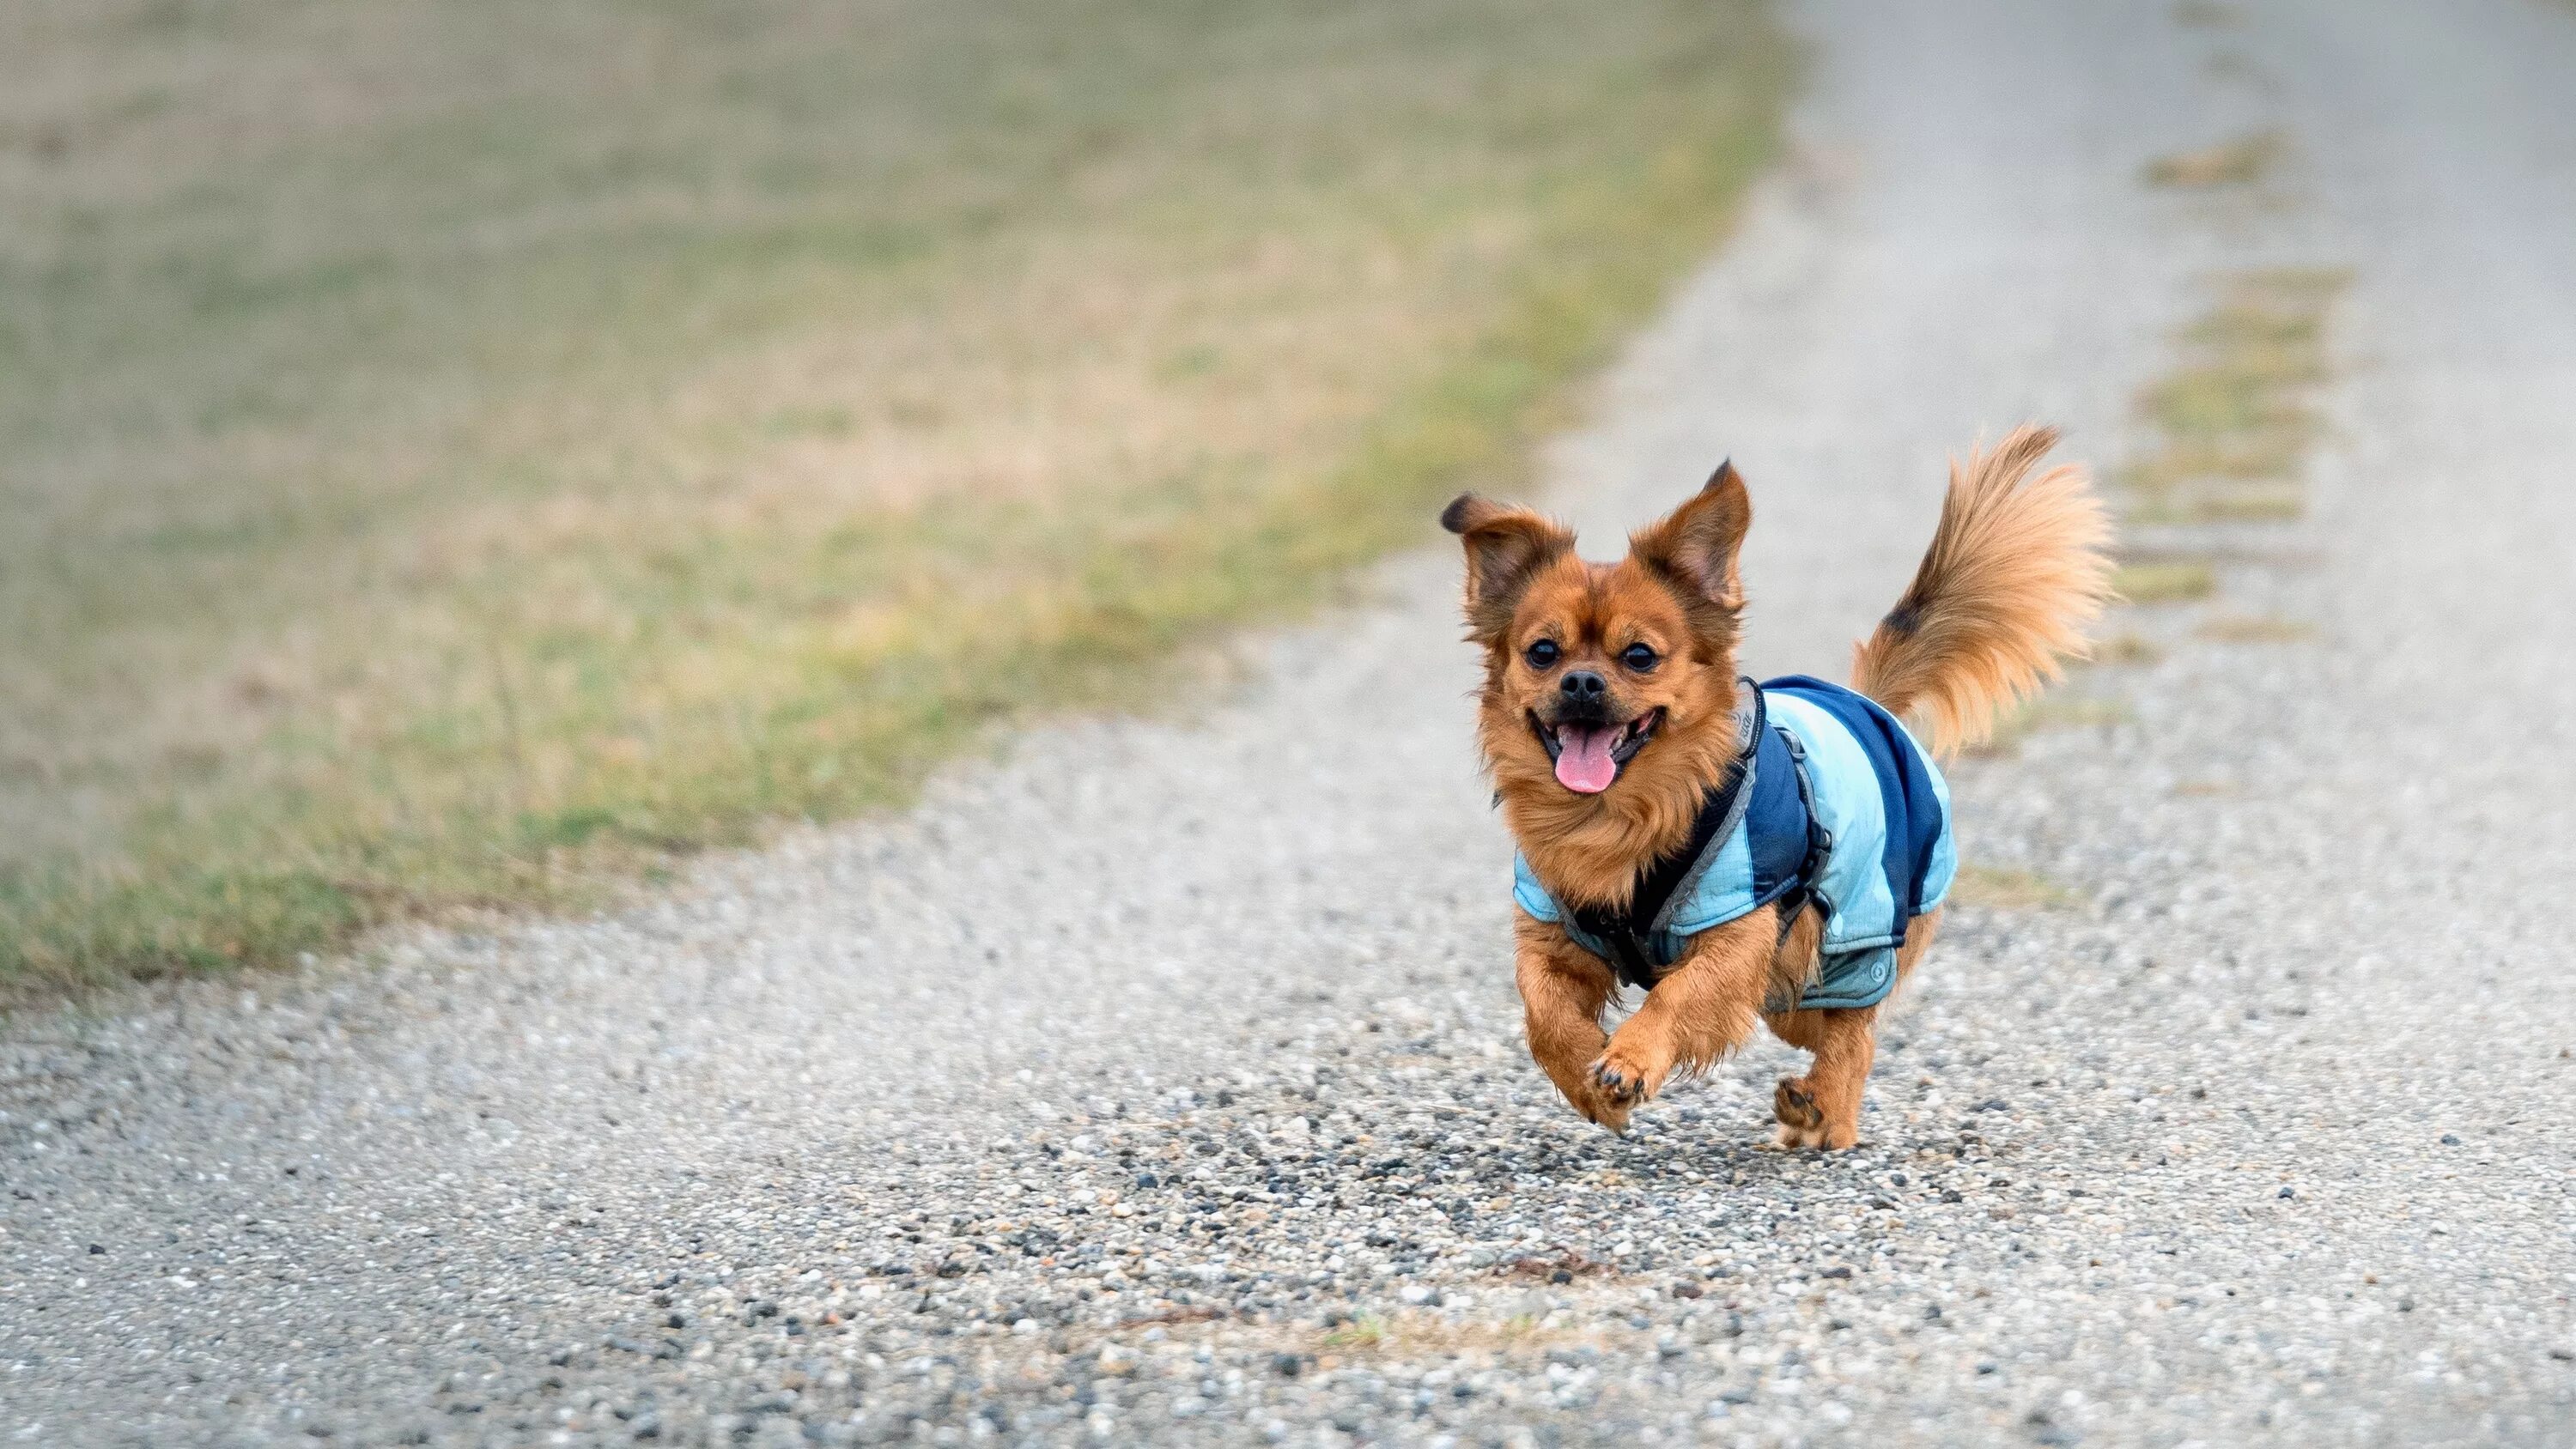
1308, 1309, 1583, 1364
2129, 486, 2308, 524
2142, 130, 2286, 189
2092, 633, 2167, 667
2121, 267, 2348, 508
2196, 615, 2318, 644
1967, 697, 2137, 758
0, 0, 1794, 984
2113, 561, 2218, 603
1948, 864, 2079, 912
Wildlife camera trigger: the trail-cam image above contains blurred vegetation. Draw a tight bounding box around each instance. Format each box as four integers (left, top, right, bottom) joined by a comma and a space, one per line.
2140, 130, 2284, 189
2196, 615, 2318, 645
2111, 560, 2217, 603
0, 0, 1793, 984
2122, 267, 2348, 518
1965, 697, 2137, 760
1947, 864, 2077, 913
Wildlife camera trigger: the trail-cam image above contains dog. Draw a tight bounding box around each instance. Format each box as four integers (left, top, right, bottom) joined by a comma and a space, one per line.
1442, 425, 2112, 1148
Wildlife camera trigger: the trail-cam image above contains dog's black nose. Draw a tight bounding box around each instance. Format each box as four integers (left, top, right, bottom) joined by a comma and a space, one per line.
1560, 670, 1607, 703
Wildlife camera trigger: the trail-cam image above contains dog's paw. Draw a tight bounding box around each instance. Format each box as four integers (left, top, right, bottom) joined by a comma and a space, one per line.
1769, 1122, 1828, 1150
1543, 1074, 1631, 1135
1588, 1048, 1663, 1111
1773, 1076, 1823, 1131
1769, 1076, 1852, 1150
1584, 1095, 1634, 1136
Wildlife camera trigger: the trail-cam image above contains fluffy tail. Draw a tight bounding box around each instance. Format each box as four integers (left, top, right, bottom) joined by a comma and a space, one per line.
1850, 425, 2116, 758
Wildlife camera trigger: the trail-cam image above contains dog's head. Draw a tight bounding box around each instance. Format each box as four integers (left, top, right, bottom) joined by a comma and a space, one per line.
1442, 464, 1752, 812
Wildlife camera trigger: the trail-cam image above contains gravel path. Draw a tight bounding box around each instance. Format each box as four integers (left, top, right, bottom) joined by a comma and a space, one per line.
9, 1, 2576, 1444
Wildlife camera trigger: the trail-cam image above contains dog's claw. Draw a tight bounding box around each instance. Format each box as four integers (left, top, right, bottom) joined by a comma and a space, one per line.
1773, 1077, 1822, 1131
1771, 1076, 1840, 1149
1588, 1057, 1649, 1108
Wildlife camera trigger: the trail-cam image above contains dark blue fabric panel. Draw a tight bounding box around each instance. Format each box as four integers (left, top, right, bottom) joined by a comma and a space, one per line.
1745, 720, 1808, 902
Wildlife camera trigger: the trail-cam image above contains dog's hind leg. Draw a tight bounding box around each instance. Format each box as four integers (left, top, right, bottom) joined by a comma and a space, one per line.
1764, 1006, 1879, 1149
1763, 910, 1939, 1149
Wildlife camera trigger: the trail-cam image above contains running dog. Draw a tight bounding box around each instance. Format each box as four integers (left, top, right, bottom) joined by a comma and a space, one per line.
1441, 426, 2111, 1147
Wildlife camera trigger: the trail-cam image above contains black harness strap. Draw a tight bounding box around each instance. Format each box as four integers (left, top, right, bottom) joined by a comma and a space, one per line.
1568, 688, 1766, 991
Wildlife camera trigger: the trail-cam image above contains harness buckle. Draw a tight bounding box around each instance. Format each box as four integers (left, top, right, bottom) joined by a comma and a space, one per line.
1604, 927, 1657, 991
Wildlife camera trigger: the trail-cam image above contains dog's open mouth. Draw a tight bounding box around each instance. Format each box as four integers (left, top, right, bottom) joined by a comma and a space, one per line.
1528, 707, 1663, 795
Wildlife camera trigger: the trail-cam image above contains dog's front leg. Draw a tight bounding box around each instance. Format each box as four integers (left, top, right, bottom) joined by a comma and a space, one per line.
1589, 907, 1777, 1111
1512, 914, 1626, 1131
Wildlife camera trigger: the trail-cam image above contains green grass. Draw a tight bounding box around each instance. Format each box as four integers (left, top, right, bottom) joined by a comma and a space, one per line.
1321, 1313, 1393, 1350
0, 0, 1795, 985
2127, 486, 2307, 524
2121, 267, 2348, 508
2113, 560, 2219, 603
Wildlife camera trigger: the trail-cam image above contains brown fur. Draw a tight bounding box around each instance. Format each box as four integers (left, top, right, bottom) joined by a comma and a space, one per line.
1445, 431, 2108, 1149
1850, 425, 2116, 757
1446, 465, 1751, 909
1765, 908, 1941, 1149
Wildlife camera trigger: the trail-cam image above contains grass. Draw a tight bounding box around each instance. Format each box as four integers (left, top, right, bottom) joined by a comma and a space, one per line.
1969, 697, 2137, 758
2121, 267, 2348, 509
2142, 130, 2286, 189
1948, 865, 2078, 912
1321, 1313, 1393, 1350
2112, 561, 2218, 603
2196, 614, 2318, 644
0, 0, 1795, 985
2128, 486, 2307, 524
1308, 1308, 1564, 1363
2092, 633, 2167, 667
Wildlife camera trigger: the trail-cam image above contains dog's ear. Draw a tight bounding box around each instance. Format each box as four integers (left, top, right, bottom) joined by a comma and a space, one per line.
1630, 460, 1752, 623
1441, 494, 1573, 644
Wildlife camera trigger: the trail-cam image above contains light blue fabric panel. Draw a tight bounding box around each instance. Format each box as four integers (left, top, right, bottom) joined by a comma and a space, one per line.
1507, 686, 1948, 1017
1663, 822, 1758, 935
1511, 853, 1563, 922
1793, 945, 1898, 1010
1516, 815, 1765, 938
1765, 691, 1898, 952
1912, 713, 1958, 912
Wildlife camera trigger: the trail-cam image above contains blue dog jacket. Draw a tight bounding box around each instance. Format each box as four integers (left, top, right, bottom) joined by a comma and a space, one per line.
1512, 676, 1954, 1011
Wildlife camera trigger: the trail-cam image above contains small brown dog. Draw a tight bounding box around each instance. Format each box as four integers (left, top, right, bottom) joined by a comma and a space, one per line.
1443, 426, 2111, 1148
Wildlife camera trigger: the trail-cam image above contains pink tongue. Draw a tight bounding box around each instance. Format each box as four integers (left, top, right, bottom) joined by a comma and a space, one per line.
1553, 725, 1619, 794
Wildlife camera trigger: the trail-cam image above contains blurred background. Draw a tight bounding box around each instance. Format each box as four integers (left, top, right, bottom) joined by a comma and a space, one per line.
0, 0, 1790, 985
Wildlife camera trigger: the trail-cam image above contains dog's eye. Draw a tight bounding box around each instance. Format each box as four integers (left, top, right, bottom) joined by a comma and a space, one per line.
1620, 643, 1660, 672
1523, 639, 1560, 670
